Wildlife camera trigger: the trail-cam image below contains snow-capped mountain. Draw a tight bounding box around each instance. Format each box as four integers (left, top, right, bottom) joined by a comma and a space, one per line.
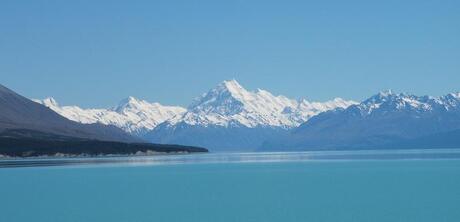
146, 80, 356, 151
0, 84, 138, 143
34, 79, 356, 151
356, 90, 460, 116
262, 90, 460, 151
168, 80, 356, 128
34, 97, 186, 136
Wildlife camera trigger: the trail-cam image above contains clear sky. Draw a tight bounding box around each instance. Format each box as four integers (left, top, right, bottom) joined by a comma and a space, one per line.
1, 0, 459, 108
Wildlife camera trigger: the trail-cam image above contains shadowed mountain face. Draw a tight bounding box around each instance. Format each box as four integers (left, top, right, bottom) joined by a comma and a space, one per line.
0, 84, 140, 143
261, 91, 460, 151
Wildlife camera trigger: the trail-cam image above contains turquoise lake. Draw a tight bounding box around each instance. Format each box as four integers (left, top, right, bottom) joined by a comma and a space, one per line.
1, 150, 460, 222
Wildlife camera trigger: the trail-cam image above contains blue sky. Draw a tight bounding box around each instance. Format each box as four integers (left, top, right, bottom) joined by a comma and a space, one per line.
1, 0, 459, 108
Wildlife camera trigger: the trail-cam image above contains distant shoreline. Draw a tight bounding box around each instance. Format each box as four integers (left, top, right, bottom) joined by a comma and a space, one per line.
0, 150, 203, 160
0, 136, 208, 158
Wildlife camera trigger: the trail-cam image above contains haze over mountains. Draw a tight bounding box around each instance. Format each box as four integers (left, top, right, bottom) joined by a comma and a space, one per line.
31, 80, 460, 152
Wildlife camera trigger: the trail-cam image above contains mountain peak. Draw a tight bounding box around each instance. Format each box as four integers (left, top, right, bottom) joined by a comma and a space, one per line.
189, 80, 248, 109
114, 96, 145, 113
222, 79, 241, 86
32, 97, 60, 108
42, 97, 59, 107
120, 96, 140, 104
35, 95, 186, 136
364, 90, 397, 104
357, 90, 460, 116
217, 79, 246, 94
180, 80, 357, 128
1, 85, 139, 143
449, 92, 460, 99
378, 89, 394, 97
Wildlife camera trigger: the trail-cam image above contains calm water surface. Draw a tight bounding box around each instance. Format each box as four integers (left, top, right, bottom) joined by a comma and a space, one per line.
1, 149, 460, 222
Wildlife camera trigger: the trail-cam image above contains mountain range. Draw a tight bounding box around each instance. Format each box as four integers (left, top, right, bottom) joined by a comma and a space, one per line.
0, 84, 207, 157
36, 80, 356, 151
31, 80, 460, 152
262, 90, 460, 150
146, 80, 355, 151
0, 84, 136, 143
34, 97, 186, 136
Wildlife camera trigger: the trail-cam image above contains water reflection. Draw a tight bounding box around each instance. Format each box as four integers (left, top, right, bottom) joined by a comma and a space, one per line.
1, 149, 460, 168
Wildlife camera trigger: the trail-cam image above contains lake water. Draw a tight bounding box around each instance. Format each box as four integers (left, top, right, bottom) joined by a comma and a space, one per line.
1, 149, 460, 222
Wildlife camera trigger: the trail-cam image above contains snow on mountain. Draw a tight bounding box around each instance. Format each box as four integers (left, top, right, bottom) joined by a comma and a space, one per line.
34, 79, 356, 151
261, 90, 460, 151
355, 90, 460, 116
33, 97, 186, 136
168, 79, 357, 128
145, 80, 357, 151
0, 84, 138, 143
